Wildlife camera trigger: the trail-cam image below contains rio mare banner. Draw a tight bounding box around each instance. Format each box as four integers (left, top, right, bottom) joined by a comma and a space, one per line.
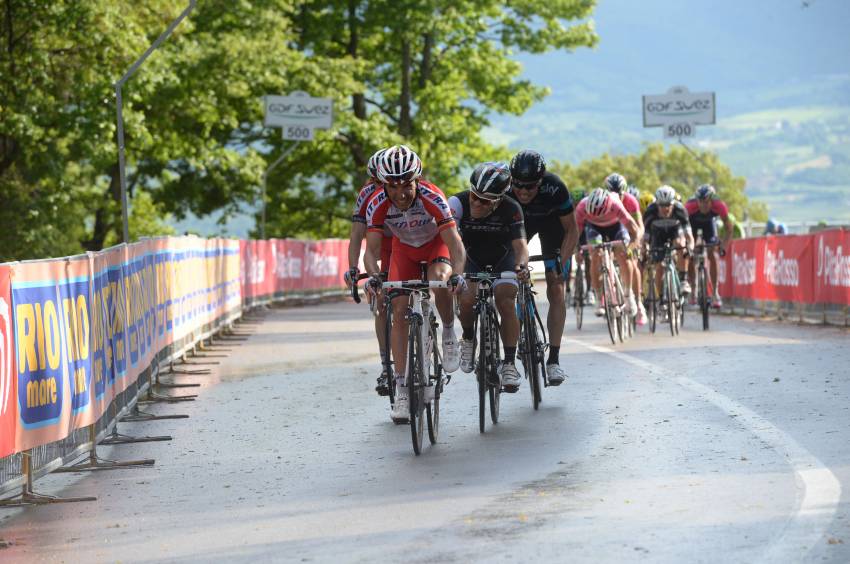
718, 229, 849, 306
5, 237, 240, 453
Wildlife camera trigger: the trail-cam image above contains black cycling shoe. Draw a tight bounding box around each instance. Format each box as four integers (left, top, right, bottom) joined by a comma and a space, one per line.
375, 373, 390, 396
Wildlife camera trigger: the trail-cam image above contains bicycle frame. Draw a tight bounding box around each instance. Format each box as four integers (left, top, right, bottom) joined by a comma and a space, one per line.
583, 240, 628, 345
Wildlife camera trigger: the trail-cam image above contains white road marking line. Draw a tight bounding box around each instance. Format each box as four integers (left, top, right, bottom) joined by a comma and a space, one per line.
566, 338, 842, 562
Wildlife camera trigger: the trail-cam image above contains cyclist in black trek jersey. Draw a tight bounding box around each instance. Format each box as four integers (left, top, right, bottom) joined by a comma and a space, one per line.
449, 162, 530, 392
505, 150, 579, 386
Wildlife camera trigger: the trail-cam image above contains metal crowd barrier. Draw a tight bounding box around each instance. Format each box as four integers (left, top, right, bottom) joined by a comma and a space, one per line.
722, 298, 849, 327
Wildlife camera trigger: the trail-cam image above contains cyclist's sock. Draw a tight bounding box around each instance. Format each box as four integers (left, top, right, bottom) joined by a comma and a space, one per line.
462, 327, 474, 341
504, 347, 516, 364
678, 271, 687, 281
547, 347, 560, 365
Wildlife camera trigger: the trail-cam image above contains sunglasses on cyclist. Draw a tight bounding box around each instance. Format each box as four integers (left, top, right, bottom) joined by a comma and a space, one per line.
383, 171, 417, 184
470, 192, 500, 205
658, 203, 672, 209
511, 179, 540, 190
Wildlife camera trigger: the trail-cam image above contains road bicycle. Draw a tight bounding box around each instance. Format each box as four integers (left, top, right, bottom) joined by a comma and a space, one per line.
693, 229, 720, 331
465, 270, 517, 432
517, 258, 549, 411
647, 241, 686, 336
583, 240, 628, 345
380, 274, 448, 455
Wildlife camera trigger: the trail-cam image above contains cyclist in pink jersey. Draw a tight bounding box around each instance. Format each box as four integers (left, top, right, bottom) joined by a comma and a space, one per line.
344, 148, 397, 396
364, 145, 466, 423
576, 188, 640, 317
604, 173, 647, 324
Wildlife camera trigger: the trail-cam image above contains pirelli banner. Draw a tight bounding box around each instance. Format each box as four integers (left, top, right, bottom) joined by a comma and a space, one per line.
241, 238, 347, 303
717, 228, 850, 307
0, 237, 241, 458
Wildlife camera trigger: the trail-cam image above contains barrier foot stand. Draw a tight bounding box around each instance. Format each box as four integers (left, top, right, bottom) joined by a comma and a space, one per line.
190, 353, 229, 358
121, 405, 189, 422
99, 429, 171, 445
140, 390, 197, 403
53, 428, 155, 472
162, 367, 211, 375
156, 380, 201, 389
0, 454, 97, 507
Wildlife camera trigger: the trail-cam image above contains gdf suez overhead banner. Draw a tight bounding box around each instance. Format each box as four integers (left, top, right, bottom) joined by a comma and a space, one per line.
717, 228, 850, 306
1, 237, 241, 456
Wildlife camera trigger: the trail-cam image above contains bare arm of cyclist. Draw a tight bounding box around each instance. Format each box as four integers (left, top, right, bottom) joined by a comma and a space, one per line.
364, 230, 383, 276
512, 237, 530, 281
440, 227, 466, 287
559, 210, 579, 267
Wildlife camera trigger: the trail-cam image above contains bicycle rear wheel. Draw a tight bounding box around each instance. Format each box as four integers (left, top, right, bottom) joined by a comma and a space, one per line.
407, 318, 426, 455
488, 310, 501, 424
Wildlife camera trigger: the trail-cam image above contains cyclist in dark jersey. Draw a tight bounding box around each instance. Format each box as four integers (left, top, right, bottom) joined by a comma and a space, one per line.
685, 184, 734, 308
643, 185, 694, 301
449, 162, 528, 392
505, 150, 578, 386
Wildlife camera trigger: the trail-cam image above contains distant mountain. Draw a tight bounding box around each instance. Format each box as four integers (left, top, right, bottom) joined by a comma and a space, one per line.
486, 0, 850, 222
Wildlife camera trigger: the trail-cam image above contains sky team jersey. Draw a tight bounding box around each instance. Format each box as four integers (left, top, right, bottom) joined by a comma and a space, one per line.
505, 171, 573, 238
620, 192, 640, 216
575, 195, 633, 231
366, 180, 456, 248
449, 191, 525, 266
643, 201, 691, 232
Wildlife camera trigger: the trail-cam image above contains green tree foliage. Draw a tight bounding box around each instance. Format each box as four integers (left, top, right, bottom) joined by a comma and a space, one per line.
549, 143, 768, 222
1, 0, 596, 260
262, 0, 598, 238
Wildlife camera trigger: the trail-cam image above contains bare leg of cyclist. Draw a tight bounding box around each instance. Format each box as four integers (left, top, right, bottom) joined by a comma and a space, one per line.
614, 248, 636, 315
457, 282, 477, 373
390, 295, 409, 381
545, 270, 568, 384
495, 283, 521, 390
429, 261, 460, 373
590, 251, 604, 314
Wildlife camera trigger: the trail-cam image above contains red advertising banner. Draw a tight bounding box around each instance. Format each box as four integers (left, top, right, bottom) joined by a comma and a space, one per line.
813, 229, 850, 305
0, 264, 16, 458
725, 237, 763, 300
760, 234, 814, 304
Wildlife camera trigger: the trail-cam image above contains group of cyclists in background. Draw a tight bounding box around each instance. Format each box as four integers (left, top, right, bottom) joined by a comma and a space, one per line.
343, 145, 735, 432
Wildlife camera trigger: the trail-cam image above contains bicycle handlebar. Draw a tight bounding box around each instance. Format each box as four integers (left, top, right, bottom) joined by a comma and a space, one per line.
349, 273, 371, 304
464, 271, 518, 282
381, 280, 450, 290
580, 240, 627, 252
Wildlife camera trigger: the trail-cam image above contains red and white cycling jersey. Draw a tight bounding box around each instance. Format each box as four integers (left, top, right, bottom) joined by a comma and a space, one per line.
352, 181, 392, 237
366, 180, 456, 248
575, 195, 632, 231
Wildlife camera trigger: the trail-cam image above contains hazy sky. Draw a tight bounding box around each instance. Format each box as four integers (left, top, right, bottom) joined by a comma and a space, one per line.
517, 0, 850, 113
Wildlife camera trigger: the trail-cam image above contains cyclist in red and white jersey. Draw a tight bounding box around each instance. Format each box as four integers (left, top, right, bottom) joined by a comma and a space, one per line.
604, 173, 647, 325
575, 188, 640, 317
344, 148, 396, 395
364, 145, 466, 422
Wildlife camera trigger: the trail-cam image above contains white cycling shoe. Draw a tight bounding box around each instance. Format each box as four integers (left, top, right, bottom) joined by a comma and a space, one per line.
442, 330, 461, 373
500, 363, 521, 392
547, 363, 566, 386
680, 280, 692, 295
391, 387, 409, 424
459, 338, 474, 373
626, 293, 638, 316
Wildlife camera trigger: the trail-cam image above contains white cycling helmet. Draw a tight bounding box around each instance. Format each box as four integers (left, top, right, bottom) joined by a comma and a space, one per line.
585, 187, 611, 216
367, 148, 386, 179
655, 185, 676, 205
377, 145, 422, 184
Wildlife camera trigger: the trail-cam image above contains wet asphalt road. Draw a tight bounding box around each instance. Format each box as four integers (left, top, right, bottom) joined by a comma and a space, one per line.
0, 290, 848, 563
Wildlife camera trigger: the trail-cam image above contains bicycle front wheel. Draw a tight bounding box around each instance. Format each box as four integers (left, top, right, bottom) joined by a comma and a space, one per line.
574, 265, 585, 330
665, 270, 678, 337
699, 265, 709, 331
648, 275, 657, 334
476, 311, 487, 433
427, 319, 441, 445
520, 299, 541, 411
407, 318, 426, 455
603, 269, 617, 345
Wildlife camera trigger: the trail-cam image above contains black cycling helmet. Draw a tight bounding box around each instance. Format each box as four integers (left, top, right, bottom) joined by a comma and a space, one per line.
509, 150, 546, 185
470, 162, 511, 200
696, 184, 716, 200
604, 173, 627, 194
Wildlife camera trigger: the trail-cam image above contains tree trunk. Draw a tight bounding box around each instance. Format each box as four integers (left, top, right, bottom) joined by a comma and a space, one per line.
419, 32, 433, 89
399, 37, 412, 137
84, 163, 121, 251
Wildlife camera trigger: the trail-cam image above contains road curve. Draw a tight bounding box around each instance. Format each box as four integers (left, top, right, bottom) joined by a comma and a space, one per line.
1, 291, 848, 563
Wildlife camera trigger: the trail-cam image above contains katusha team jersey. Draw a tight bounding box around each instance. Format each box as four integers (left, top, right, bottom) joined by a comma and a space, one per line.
366, 180, 456, 248
352, 181, 392, 237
